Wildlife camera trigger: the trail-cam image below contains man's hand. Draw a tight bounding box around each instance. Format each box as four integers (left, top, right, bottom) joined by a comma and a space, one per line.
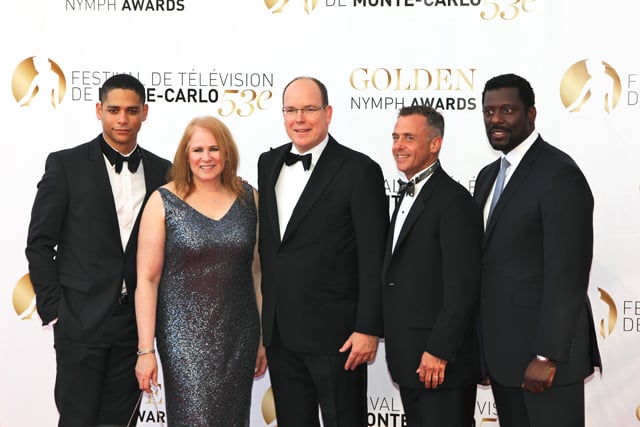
522, 357, 557, 393
339, 332, 379, 370
416, 351, 447, 389
478, 376, 491, 386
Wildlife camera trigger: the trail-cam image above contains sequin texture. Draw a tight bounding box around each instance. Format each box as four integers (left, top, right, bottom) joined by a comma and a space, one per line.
155, 186, 260, 427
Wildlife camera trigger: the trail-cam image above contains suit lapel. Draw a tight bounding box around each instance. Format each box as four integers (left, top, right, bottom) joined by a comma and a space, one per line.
474, 159, 500, 210
282, 137, 344, 244
263, 144, 289, 244
87, 138, 123, 251
484, 137, 543, 242
382, 194, 402, 275
123, 148, 164, 254
141, 149, 160, 200
393, 168, 441, 253
383, 168, 443, 278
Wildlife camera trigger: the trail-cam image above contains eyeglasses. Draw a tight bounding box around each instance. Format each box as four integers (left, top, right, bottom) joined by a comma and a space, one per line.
282, 106, 326, 116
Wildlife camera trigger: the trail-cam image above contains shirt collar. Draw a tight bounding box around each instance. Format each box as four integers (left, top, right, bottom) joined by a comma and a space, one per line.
291, 134, 329, 169
503, 129, 539, 170
100, 134, 139, 159
399, 159, 440, 198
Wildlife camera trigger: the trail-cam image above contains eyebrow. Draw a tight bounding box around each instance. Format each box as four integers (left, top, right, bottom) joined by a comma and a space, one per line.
104, 104, 141, 109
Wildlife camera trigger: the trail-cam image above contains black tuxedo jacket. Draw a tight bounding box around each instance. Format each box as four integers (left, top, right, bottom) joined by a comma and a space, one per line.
26, 135, 171, 342
257, 135, 389, 353
473, 135, 601, 387
382, 166, 483, 389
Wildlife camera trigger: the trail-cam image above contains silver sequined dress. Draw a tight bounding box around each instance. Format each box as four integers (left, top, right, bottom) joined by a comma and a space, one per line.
156, 186, 260, 427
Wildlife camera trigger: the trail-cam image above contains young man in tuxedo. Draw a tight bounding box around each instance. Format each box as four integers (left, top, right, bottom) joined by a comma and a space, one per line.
26, 74, 171, 427
257, 76, 388, 427
473, 73, 601, 426
382, 105, 483, 426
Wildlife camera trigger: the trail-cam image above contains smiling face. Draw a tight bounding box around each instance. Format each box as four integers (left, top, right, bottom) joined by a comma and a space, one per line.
96, 88, 148, 154
187, 126, 224, 184
392, 113, 441, 180
482, 87, 536, 154
282, 78, 332, 153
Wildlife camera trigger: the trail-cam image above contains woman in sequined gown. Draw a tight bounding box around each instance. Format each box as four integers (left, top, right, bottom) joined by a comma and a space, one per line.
134, 116, 267, 427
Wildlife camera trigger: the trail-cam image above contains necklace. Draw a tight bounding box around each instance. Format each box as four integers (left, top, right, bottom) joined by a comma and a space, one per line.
398, 159, 440, 197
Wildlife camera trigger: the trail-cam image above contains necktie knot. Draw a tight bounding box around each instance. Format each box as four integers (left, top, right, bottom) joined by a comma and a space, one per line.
284, 151, 312, 171
500, 156, 511, 170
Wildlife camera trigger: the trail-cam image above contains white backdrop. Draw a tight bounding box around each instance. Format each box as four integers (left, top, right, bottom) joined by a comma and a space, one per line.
2, 1, 639, 425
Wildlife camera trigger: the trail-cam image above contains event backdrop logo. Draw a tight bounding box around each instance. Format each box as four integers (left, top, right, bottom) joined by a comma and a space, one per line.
480, 0, 535, 20
139, 384, 167, 424
260, 0, 536, 19
65, 68, 274, 116
560, 59, 621, 114
12, 56, 66, 108
13, 274, 37, 320
261, 387, 277, 426
597, 287, 617, 339
65, 0, 185, 11
264, 0, 318, 14
349, 67, 478, 111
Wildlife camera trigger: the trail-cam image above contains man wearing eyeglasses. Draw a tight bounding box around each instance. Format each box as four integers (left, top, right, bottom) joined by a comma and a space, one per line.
257, 76, 389, 427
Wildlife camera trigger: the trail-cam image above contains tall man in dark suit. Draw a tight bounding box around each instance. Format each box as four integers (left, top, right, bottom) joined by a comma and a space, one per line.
382, 105, 483, 426
474, 73, 601, 426
26, 74, 171, 427
257, 76, 388, 427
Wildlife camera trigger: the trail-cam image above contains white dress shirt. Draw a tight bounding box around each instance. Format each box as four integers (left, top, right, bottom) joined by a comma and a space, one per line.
392, 162, 437, 253
103, 146, 146, 293
275, 136, 329, 240
482, 130, 539, 226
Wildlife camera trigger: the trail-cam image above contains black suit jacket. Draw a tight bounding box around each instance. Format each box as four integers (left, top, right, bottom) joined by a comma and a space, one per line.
382, 166, 483, 389
26, 135, 171, 342
473, 135, 601, 387
257, 135, 389, 353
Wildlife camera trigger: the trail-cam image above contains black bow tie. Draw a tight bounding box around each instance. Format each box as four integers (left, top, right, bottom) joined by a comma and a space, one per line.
101, 138, 142, 173
397, 179, 416, 197
397, 160, 441, 198
284, 151, 312, 171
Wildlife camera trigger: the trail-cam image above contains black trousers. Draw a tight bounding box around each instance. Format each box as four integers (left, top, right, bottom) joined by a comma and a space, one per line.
491, 378, 585, 427
266, 326, 367, 427
399, 384, 476, 427
54, 304, 139, 427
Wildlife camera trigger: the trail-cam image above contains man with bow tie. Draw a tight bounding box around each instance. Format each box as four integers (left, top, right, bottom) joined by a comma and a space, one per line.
26, 74, 171, 427
382, 105, 483, 426
257, 76, 388, 427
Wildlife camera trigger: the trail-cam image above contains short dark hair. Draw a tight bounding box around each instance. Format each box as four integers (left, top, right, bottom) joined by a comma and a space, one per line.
398, 105, 444, 137
99, 74, 146, 104
482, 73, 535, 109
282, 76, 329, 106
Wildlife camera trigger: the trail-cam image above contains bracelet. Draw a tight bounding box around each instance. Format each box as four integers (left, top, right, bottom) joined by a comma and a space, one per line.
137, 348, 156, 356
